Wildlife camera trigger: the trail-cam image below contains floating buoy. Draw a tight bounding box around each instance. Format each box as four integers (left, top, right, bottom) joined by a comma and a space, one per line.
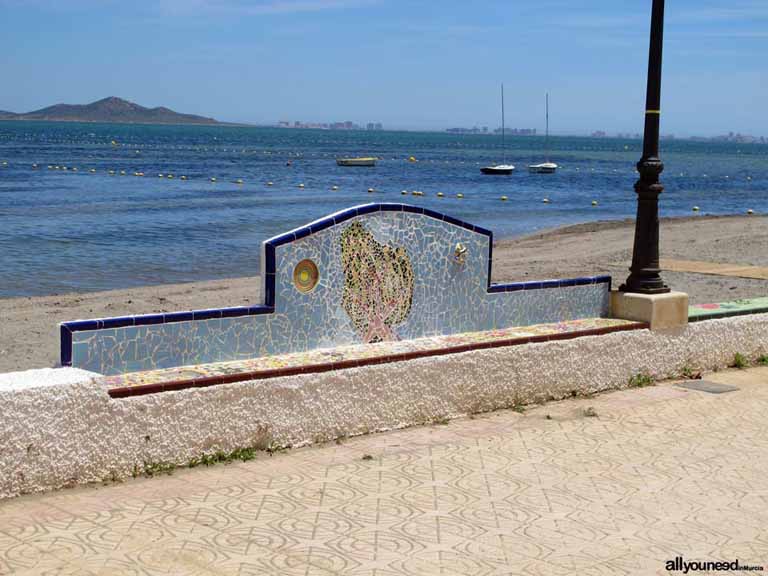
368, 187, 375, 193
401, 190, 408, 195
543, 198, 550, 203
591, 200, 598, 206
158, 173, 164, 178
89, 168, 96, 173
47, 165, 53, 169
747, 176, 752, 181
62, 166, 68, 171
111, 140, 118, 146
436, 192, 444, 197
408, 156, 417, 162
210, 177, 217, 182
747, 209, 754, 215
692, 206, 700, 212
108, 170, 115, 175
267, 181, 273, 186
411, 190, 423, 196
167, 174, 174, 179
235, 178, 243, 184
32, 163, 38, 169
456, 193, 464, 199
180, 175, 187, 180
331, 185, 338, 191
119, 170, 126, 175
72, 167, 78, 172
286, 161, 292, 166
298, 183, 304, 188
501, 196, 508, 201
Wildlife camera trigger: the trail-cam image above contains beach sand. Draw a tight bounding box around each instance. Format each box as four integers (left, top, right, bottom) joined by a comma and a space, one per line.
1, 214, 766, 373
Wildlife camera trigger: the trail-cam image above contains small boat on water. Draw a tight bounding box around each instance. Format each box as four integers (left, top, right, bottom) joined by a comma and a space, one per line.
481, 164, 516, 175
482, 84, 515, 175
529, 93, 558, 174
528, 162, 557, 174
336, 157, 377, 167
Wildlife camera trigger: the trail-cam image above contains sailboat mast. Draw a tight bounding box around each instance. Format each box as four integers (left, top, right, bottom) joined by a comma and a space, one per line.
545, 92, 549, 163
501, 84, 505, 164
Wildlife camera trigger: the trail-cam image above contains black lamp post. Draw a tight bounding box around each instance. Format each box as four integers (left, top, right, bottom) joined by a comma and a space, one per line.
620, 0, 670, 294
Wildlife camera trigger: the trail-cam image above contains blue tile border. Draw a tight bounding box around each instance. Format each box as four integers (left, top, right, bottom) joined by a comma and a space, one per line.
59, 203, 611, 366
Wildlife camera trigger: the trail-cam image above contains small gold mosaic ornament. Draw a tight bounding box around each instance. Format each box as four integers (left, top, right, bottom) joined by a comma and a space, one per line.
454, 242, 468, 265
293, 258, 319, 293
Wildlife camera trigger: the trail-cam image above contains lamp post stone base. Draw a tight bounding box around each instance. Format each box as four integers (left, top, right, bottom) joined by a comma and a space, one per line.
611, 290, 688, 331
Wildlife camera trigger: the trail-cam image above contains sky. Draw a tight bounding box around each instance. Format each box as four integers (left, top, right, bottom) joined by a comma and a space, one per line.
0, 0, 766, 136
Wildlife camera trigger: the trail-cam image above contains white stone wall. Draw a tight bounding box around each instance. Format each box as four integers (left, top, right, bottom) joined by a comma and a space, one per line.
1, 314, 767, 500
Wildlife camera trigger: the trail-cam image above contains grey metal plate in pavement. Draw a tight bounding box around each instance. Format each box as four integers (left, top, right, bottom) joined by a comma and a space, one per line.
676, 380, 740, 394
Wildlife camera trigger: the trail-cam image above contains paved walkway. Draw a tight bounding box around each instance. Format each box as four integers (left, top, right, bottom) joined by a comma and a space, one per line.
660, 258, 768, 280
2, 368, 768, 575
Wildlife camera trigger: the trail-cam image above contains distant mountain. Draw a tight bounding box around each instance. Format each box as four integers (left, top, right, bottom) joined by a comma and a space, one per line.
0, 97, 221, 125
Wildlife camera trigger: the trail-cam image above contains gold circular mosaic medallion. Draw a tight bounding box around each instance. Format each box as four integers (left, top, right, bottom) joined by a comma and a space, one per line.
293, 258, 319, 293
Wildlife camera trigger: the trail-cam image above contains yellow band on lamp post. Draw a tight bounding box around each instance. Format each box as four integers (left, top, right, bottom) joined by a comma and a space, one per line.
645, 110, 661, 114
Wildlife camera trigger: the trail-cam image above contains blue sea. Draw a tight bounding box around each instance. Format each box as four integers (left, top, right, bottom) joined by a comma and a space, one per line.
1, 121, 766, 297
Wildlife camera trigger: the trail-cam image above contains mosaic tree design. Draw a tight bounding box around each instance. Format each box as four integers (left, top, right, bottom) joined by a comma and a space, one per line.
341, 222, 414, 343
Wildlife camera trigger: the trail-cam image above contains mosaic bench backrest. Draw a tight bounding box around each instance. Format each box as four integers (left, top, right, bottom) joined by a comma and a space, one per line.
61, 203, 611, 375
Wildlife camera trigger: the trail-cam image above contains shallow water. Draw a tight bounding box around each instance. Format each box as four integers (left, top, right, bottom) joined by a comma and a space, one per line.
1, 121, 766, 297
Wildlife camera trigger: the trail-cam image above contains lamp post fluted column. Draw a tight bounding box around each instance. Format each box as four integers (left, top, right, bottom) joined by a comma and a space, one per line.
620, 0, 670, 294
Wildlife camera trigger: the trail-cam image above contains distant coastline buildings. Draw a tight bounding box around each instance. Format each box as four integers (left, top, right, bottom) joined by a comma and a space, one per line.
446, 126, 536, 135
276, 120, 383, 131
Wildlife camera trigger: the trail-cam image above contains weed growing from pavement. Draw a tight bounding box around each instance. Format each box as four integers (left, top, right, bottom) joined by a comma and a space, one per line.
628, 372, 655, 388
731, 352, 748, 369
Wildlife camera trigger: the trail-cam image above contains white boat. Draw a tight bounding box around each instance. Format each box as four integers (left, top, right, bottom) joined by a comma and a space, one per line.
481, 84, 515, 175
528, 162, 557, 174
481, 164, 515, 175
336, 157, 377, 167
529, 93, 558, 174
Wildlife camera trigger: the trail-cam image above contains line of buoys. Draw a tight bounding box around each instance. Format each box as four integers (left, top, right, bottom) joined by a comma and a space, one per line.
411, 190, 424, 196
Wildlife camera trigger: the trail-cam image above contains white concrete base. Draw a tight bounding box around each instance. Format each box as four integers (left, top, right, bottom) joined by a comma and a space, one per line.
1, 312, 767, 500
611, 290, 689, 330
